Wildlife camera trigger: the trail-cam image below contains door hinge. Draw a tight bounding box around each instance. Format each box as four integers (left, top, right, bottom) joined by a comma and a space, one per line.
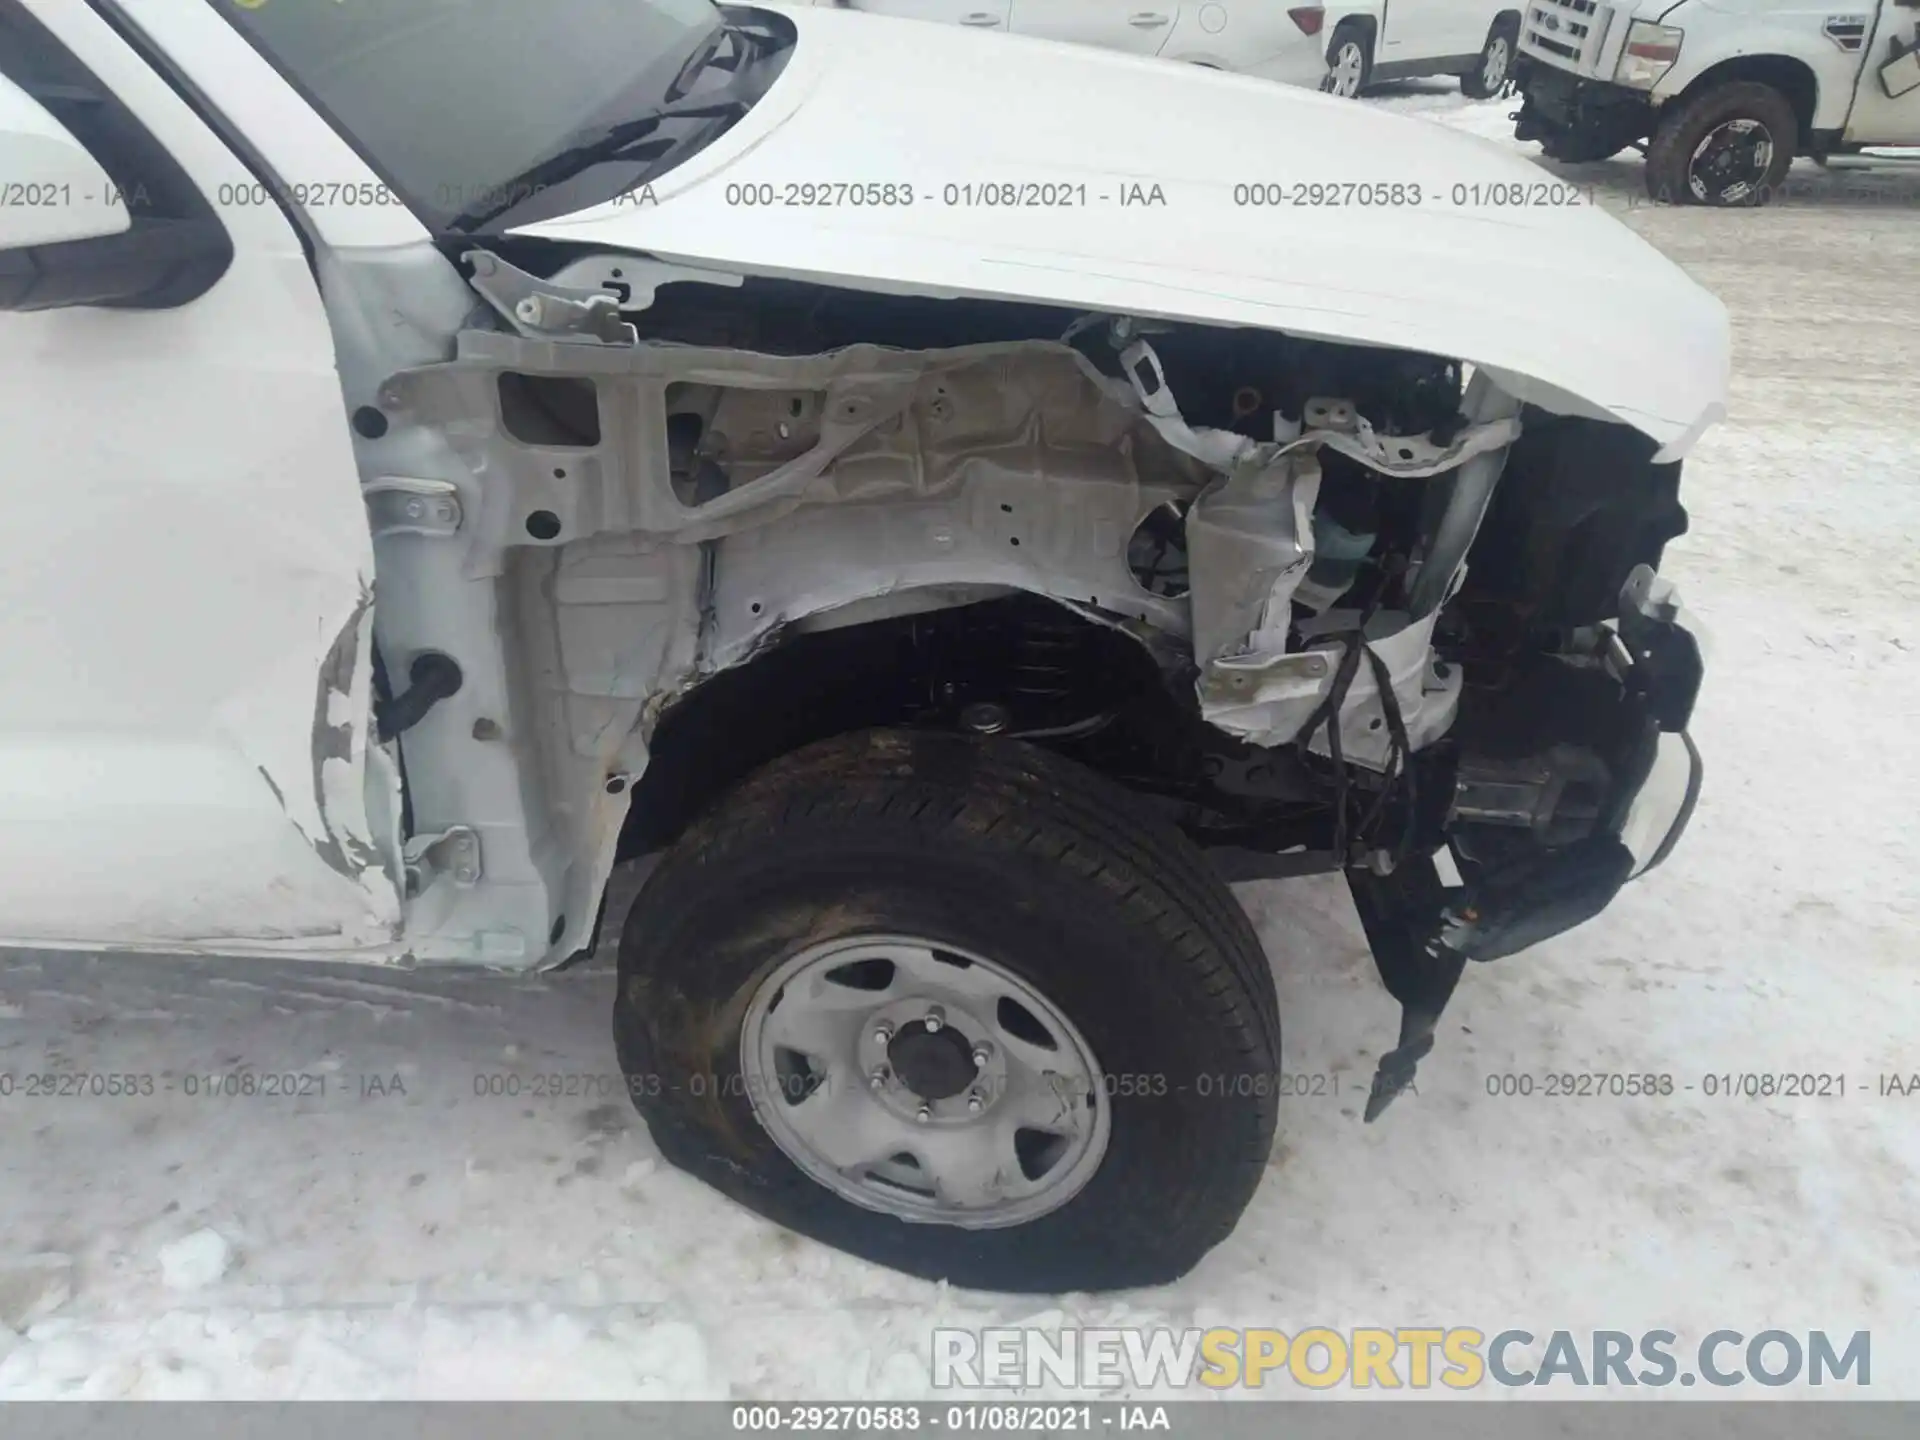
464, 249, 638, 345
364, 477, 463, 539
404, 825, 482, 895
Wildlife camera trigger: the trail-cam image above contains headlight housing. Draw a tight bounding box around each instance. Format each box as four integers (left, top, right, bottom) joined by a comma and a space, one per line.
1614, 20, 1684, 89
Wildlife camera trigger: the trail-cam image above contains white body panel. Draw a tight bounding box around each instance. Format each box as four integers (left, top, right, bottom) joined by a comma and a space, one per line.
0, 72, 129, 246
521, 4, 1728, 452
1836, 1, 1920, 141
825, 0, 1012, 29
0, 0, 398, 952
1380, 0, 1495, 63
0, 0, 1727, 967
1010, 0, 1177, 54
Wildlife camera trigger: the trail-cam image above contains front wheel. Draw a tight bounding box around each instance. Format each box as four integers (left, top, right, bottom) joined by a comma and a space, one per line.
1322, 26, 1372, 99
612, 729, 1282, 1293
1460, 19, 1518, 99
1645, 82, 1797, 206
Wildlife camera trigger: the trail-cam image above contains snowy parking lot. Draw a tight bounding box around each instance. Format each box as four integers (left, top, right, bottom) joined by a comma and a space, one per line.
2, 92, 1917, 1401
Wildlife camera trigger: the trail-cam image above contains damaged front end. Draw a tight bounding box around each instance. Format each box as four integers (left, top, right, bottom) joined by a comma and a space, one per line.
373, 250, 1704, 1115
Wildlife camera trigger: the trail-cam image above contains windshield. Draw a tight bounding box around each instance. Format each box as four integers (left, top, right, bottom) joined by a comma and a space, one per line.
210, 0, 780, 232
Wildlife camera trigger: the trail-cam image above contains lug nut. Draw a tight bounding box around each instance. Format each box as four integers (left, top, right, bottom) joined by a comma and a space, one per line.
869, 1067, 889, 1091
873, 1023, 894, 1045
971, 1042, 992, 1066
967, 1091, 984, 1113
915, 1105, 932, 1123
924, 1006, 945, 1033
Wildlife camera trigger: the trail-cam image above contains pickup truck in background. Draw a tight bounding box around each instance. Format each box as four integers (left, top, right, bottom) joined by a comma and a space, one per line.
1513, 0, 1920, 202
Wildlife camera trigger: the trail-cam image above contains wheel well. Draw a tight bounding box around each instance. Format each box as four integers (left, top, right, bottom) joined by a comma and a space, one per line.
1330, 15, 1376, 49
1673, 58, 1817, 139
616, 593, 1186, 860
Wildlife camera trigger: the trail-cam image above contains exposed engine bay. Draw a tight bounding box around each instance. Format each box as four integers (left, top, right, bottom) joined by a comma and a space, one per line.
373, 250, 1704, 1111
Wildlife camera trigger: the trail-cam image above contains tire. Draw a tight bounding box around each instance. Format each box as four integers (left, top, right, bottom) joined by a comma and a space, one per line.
1322, 25, 1372, 100
1540, 132, 1628, 164
613, 728, 1281, 1292
1644, 82, 1797, 206
1460, 17, 1518, 100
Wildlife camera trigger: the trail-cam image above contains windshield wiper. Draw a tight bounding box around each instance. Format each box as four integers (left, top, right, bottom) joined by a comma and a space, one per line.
447, 77, 760, 231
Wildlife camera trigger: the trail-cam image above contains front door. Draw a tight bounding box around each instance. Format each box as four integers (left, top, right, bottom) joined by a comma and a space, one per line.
0, 0, 398, 952
1842, 2, 1920, 143
1009, 0, 1181, 55
839, 0, 1015, 33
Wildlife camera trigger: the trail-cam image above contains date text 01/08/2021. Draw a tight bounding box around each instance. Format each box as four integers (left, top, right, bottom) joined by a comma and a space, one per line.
677, 180, 1600, 209
730, 1404, 1169, 1432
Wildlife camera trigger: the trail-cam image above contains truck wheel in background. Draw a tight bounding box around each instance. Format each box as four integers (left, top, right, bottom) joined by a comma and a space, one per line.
611, 730, 1282, 1292
1461, 16, 1520, 100
1645, 82, 1797, 205
1322, 24, 1372, 99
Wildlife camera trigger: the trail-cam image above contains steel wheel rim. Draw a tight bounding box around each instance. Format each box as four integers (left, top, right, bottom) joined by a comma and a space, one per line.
1326, 43, 1364, 97
739, 935, 1111, 1229
1688, 118, 1772, 203
1481, 37, 1509, 90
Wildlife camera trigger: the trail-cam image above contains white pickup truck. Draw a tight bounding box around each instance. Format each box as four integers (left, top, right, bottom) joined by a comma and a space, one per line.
2, 0, 1717, 1292
1513, 0, 1920, 202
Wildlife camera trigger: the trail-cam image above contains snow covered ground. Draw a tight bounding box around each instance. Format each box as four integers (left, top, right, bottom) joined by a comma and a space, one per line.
2, 92, 1918, 1401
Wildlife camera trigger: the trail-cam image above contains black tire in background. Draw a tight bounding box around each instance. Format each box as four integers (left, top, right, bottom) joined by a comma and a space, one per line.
613, 729, 1282, 1293
1461, 16, 1519, 99
1645, 81, 1797, 205
1540, 132, 1629, 164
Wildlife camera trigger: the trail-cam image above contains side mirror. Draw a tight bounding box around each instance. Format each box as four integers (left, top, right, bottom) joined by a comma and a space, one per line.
0, 73, 130, 250
0, 71, 231, 312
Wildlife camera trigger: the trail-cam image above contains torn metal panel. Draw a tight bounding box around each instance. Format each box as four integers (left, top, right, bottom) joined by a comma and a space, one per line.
1099, 327, 1510, 765
1202, 612, 1462, 770
384, 332, 1213, 716
1184, 449, 1322, 672
384, 327, 1213, 555
1111, 329, 1520, 480
304, 585, 407, 923
376, 304, 1527, 950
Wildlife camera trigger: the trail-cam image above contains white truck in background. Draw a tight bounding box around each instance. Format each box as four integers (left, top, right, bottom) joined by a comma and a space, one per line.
1512, 0, 1920, 203
811, 0, 1526, 98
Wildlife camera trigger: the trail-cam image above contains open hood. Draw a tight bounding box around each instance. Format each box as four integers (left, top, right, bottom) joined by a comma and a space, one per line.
509, 4, 1728, 455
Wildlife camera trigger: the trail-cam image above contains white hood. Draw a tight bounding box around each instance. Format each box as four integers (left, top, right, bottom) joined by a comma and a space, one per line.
514, 5, 1729, 454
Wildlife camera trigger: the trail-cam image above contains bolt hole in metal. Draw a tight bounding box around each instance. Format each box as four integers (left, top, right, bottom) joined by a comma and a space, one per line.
740, 937, 1110, 1227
